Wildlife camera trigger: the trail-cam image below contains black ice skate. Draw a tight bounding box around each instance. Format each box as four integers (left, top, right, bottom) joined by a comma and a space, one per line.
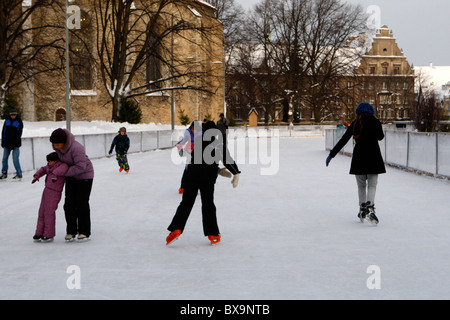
358, 202, 368, 222
0, 172, 7, 180
366, 202, 379, 225
40, 237, 54, 242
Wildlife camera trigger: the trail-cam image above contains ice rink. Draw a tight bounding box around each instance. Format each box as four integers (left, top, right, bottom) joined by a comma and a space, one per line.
1, 137, 449, 300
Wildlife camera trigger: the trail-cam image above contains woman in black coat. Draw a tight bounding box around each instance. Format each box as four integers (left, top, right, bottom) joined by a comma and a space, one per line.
326, 103, 385, 224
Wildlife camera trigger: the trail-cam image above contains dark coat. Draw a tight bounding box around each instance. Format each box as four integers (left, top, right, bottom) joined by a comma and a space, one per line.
329, 114, 386, 175
183, 122, 240, 186
109, 134, 130, 154
1, 116, 23, 149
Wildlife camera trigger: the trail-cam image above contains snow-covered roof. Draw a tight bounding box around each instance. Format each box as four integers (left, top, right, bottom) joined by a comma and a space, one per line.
194, 0, 216, 10
415, 64, 450, 98
249, 107, 259, 115
226, 43, 364, 76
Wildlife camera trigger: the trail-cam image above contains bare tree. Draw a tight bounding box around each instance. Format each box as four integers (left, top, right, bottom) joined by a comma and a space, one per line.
209, 0, 247, 121
0, 0, 62, 115
93, 0, 222, 121
234, 0, 367, 124
411, 69, 442, 132
412, 87, 441, 132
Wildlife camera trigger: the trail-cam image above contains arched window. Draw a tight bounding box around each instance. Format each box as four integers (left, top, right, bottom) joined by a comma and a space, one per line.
55, 108, 66, 121
70, 9, 93, 90
146, 26, 162, 89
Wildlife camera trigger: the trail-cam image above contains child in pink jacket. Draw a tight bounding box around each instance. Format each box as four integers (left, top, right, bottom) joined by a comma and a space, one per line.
32, 152, 69, 242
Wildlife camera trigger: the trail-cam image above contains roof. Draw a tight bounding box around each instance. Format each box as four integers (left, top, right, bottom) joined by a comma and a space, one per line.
415, 64, 450, 97
194, 0, 216, 10
226, 43, 364, 76
249, 107, 259, 116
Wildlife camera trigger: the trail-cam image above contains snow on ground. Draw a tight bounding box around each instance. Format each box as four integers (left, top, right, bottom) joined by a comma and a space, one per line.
17, 120, 181, 138
1, 136, 450, 300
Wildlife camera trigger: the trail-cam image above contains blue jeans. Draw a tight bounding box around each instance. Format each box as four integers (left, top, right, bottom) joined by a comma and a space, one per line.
2, 147, 22, 176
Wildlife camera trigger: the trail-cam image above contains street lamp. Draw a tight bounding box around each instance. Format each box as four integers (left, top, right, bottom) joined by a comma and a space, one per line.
64, 1, 81, 131
65, 0, 71, 131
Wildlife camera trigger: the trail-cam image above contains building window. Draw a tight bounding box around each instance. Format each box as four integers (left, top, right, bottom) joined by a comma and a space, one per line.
369, 66, 376, 74
403, 82, 409, 90
379, 95, 389, 104
146, 27, 162, 89
361, 82, 366, 90
394, 66, 400, 75
70, 10, 93, 90
382, 67, 388, 75
403, 96, 409, 104
382, 82, 388, 90
55, 108, 66, 121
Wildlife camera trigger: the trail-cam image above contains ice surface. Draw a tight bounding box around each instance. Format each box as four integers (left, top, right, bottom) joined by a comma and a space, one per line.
1, 135, 449, 300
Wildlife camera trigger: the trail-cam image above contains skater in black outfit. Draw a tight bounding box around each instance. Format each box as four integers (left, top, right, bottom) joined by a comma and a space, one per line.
167, 121, 240, 245
109, 127, 130, 173
326, 102, 386, 224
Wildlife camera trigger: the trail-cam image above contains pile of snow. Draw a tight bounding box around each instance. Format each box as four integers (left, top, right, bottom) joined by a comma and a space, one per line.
16, 121, 184, 138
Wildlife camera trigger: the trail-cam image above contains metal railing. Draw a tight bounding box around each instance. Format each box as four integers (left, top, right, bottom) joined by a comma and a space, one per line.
326, 129, 450, 178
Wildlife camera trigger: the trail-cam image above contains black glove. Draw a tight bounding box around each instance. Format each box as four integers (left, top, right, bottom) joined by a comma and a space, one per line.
32, 177, 38, 184
109, 149, 113, 155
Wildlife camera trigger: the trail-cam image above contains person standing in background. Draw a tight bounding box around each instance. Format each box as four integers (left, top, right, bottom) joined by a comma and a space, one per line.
1, 110, 23, 181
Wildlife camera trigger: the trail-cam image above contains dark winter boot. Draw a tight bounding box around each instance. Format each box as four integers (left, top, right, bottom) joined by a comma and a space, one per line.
0, 171, 7, 180
366, 202, 379, 225
358, 202, 368, 222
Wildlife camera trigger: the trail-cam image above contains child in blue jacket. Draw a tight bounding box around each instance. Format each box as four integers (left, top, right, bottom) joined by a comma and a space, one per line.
109, 127, 130, 173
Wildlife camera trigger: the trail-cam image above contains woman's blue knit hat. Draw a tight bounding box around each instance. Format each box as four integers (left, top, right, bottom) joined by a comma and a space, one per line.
355, 102, 375, 115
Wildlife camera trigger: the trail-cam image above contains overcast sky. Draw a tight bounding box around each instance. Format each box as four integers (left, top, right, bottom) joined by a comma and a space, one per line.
235, 0, 450, 67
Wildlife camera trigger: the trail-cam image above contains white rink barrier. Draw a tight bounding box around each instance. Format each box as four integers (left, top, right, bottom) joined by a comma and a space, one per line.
326, 129, 450, 178
1, 125, 330, 173
1, 129, 184, 173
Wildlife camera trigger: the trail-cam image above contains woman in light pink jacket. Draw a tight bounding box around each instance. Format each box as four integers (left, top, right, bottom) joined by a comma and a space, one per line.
32, 152, 69, 242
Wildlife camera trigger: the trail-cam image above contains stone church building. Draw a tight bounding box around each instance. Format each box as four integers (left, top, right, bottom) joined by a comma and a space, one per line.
15, 0, 224, 124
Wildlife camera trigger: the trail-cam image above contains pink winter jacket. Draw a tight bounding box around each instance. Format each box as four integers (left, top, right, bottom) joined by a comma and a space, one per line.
34, 161, 69, 192
53, 129, 94, 180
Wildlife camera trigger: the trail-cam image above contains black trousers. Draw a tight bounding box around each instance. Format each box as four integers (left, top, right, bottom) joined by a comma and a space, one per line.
64, 178, 93, 236
116, 153, 129, 170
168, 182, 219, 236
